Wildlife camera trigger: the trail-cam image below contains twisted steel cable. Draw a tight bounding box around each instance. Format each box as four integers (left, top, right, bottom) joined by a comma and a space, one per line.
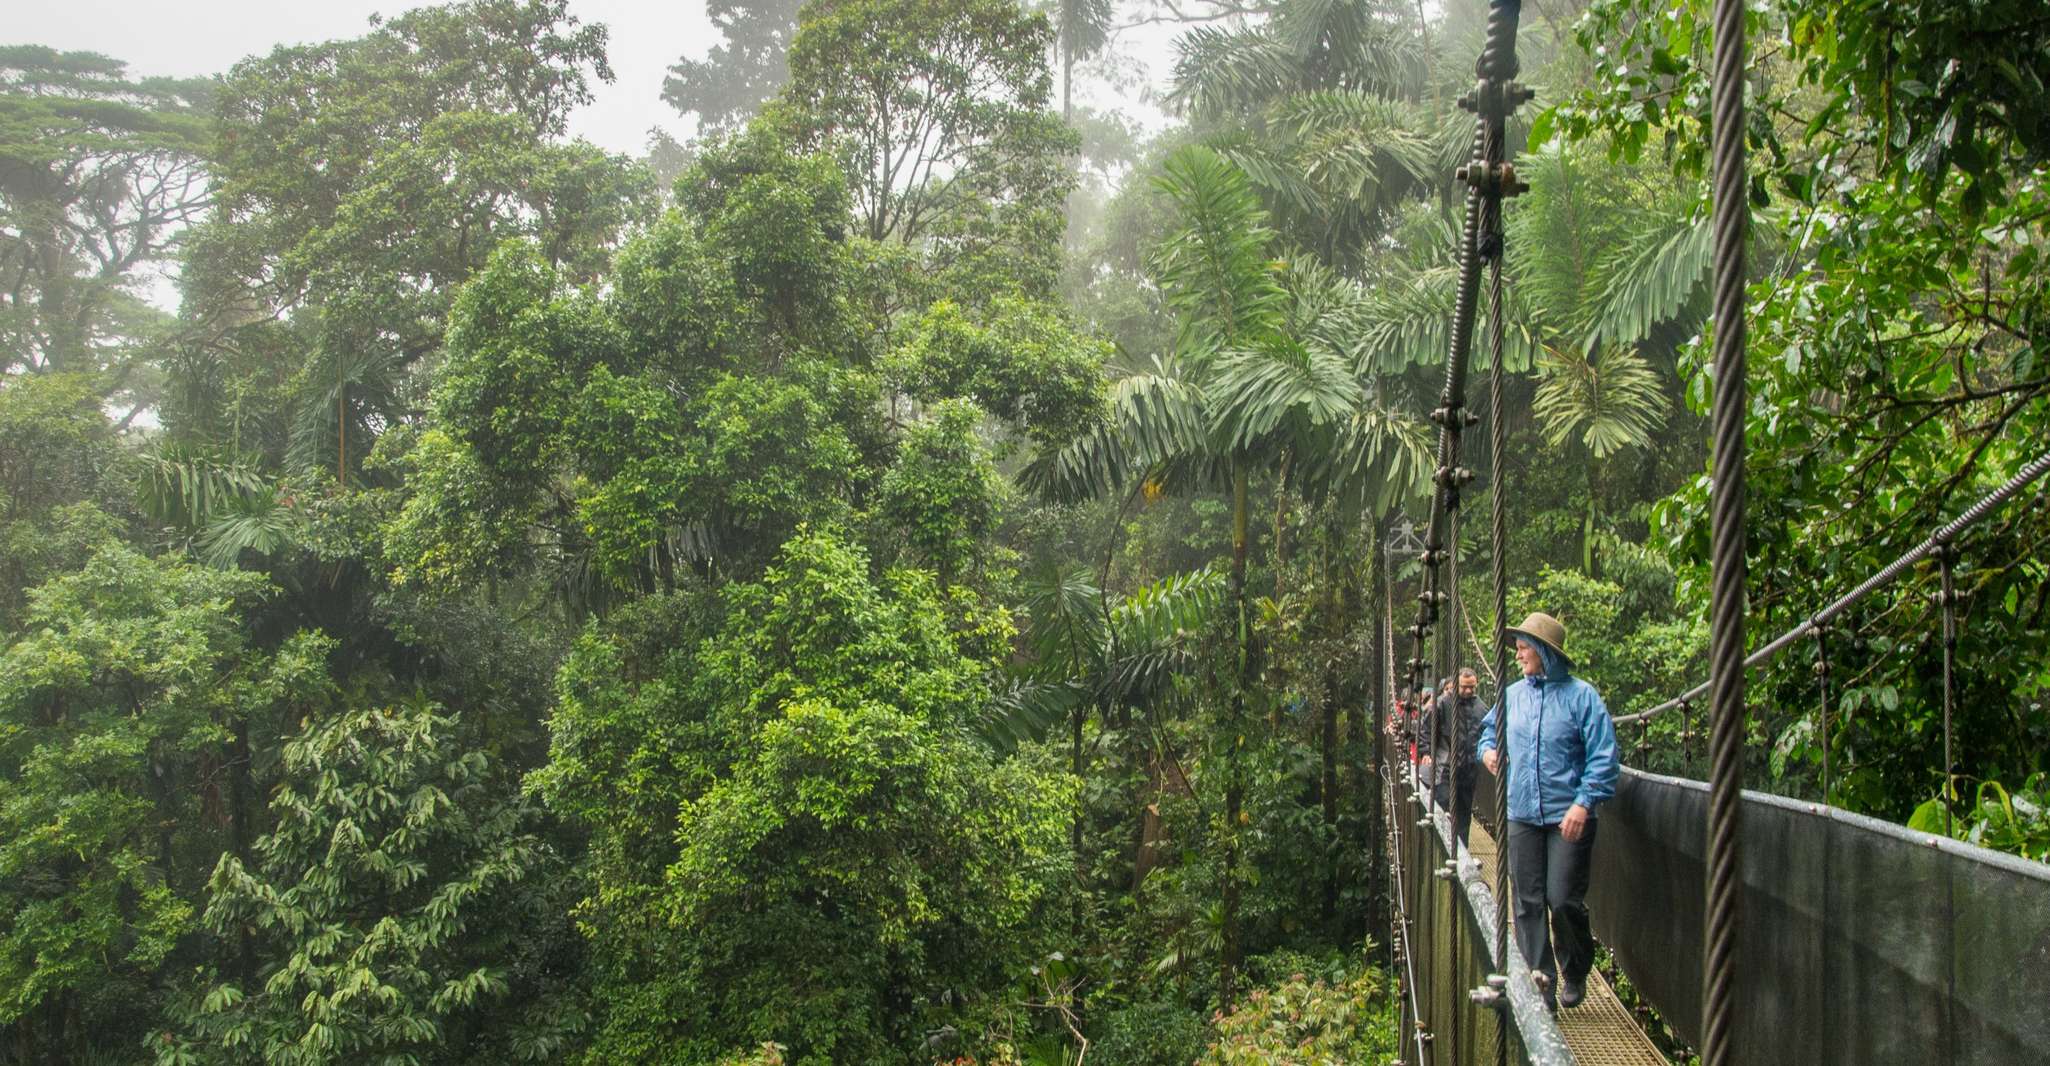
1700, 0, 1750, 1058
1486, 201, 1513, 1066
1614, 448, 2050, 727
1939, 550, 1958, 837
1389, 7, 1522, 1060
1814, 628, 1831, 800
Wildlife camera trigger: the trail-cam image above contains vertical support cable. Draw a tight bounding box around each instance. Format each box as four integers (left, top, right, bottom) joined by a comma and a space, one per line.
1486, 190, 1513, 1066
1680, 698, 1693, 777
1701, 0, 1751, 1059
1441, 504, 1461, 1066
1812, 626, 1831, 801
1938, 548, 1958, 837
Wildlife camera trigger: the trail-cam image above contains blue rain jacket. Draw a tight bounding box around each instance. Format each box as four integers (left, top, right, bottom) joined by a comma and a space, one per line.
1476, 642, 1619, 826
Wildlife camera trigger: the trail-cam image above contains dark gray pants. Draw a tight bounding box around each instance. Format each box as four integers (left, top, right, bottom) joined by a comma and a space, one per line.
1435, 764, 1477, 846
1507, 818, 1598, 983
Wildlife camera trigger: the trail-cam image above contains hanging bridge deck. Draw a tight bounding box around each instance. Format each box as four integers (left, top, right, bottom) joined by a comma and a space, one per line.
1465, 822, 1671, 1066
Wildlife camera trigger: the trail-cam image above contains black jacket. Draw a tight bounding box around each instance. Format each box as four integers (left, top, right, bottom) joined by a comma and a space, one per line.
1430, 692, 1486, 768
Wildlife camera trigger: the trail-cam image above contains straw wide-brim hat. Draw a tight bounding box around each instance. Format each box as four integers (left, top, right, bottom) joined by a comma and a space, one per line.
1504, 611, 1571, 667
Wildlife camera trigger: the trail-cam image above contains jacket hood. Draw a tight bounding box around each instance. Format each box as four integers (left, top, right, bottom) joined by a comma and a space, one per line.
1519, 636, 1573, 682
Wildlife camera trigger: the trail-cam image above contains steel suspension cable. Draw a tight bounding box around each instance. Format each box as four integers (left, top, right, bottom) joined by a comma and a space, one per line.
1381, 6, 1528, 1061
1389, 4, 1525, 1059
1813, 627, 1831, 800
1938, 548, 1959, 837
1700, 0, 1751, 1057
1613, 447, 2050, 727
1485, 152, 1513, 1066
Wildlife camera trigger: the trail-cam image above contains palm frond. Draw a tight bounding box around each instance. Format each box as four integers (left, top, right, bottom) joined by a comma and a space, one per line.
1105, 567, 1225, 706
1057, 0, 1114, 62
1300, 400, 1436, 514
1274, 89, 1435, 194
1151, 145, 1288, 360
1023, 562, 1109, 677
1532, 345, 1670, 459
979, 678, 1088, 754
135, 444, 268, 529
1586, 203, 1714, 350
287, 340, 406, 482
1209, 133, 1332, 224
197, 487, 309, 569
1335, 260, 1543, 376
1205, 337, 1364, 455
1018, 362, 1209, 503
1169, 26, 1297, 120
1109, 567, 1225, 651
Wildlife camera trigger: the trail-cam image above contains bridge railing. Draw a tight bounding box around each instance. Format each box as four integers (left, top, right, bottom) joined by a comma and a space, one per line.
1588, 767, 2050, 1065
1458, 747, 2050, 1065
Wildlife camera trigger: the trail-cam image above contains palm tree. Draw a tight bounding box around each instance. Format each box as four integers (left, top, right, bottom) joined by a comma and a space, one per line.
1168, 0, 1445, 272
1505, 140, 1715, 573
135, 444, 306, 568
1055, 0, 1113, 122
1009, 562, 1226, 910
1532, 344, 1669, 573
1024, 144, 1434, 1003
287, 337, 405, 486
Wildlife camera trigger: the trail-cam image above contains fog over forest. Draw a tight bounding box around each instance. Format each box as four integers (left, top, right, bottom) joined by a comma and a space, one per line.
2, 1, 2045, 1064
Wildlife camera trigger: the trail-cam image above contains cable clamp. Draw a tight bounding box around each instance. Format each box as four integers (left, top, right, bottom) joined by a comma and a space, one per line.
1457, 161, 1531, 199
1456, 79, 1536, 119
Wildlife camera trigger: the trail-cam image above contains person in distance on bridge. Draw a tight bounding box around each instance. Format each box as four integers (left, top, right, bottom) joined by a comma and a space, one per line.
1422, 667, 1486, 846
1478, 612, 1619, 1012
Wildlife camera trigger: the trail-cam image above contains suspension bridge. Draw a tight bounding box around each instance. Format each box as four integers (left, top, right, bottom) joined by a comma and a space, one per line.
1375, 3, 2050, 1064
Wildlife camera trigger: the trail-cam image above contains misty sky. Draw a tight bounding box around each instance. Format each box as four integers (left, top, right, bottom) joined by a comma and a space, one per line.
11, 0, 717, 155
14, 0, 1191, 159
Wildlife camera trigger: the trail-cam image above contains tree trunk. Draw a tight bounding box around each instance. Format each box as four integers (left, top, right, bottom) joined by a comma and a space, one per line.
1273, 449, 1292, 604
1062, 47, 1074, 124
1221, 465, 1249, 1008
1320, 523, 1340, 924
1072, 697, 1087, 932
1368, 523, 1391, 966
230, 717, 257, 984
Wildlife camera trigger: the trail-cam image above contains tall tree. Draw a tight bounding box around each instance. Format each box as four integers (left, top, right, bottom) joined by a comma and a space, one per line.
1167, 0, 1444, 270
0, 47, 210, 402
529, 530, 1071, 1063
663, 0, 804, 133
779, 0, 1079, 299
165, 701, 561, 1066
177, 0, 653, 482
0, 548, 333, 1063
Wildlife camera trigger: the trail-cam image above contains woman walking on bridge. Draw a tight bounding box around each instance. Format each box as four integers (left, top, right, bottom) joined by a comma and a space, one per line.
1478, 612, 1619, 1011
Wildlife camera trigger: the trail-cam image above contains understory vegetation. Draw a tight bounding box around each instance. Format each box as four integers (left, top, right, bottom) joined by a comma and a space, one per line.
2, 0, 2045, 1062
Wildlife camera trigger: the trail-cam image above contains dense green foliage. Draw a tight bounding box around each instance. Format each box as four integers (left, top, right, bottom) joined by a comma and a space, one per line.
2, 0, 2044, 1063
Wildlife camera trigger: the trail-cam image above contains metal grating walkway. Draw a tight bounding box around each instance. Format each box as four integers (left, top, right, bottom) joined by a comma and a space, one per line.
1466, 822, 1671, 1066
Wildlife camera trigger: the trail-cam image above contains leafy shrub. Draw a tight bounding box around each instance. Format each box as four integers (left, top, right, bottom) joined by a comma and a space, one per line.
1090, 1001, 1209, 1066
1197, 966, 1393, 1066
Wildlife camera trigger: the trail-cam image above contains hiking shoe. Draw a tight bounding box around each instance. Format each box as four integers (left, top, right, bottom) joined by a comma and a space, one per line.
1533, 972, 1557, 1012
1560, 974, 1586, 1009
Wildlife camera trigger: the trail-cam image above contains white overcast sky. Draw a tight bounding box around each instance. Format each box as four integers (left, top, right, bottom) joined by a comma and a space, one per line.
11, 1, 1197, 157
11, 0, 718, 155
